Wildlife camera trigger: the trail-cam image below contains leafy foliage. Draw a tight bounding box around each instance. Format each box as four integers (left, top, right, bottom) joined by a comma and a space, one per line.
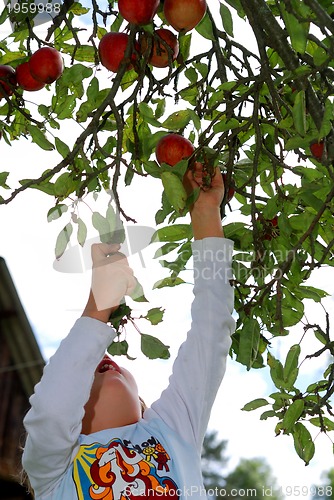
201, 430, 228, 490
201, 430, 283, 499
223, 458, 283, 500
1, 0, 334, 462
312, 467, 334, 499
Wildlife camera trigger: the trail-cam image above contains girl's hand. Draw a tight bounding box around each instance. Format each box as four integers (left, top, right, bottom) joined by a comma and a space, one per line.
183, 162, 225, 213
183, 163, 225, 240
82, 243, 137, 322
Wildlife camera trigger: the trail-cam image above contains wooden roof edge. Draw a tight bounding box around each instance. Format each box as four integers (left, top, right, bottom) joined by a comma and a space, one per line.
0, 257, 45, 397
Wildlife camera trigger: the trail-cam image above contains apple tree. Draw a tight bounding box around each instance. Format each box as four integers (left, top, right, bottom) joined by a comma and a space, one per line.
0, 0, 333, 463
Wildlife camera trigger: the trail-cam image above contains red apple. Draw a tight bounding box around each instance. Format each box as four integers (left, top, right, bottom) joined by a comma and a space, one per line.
0, 65, 17, 98
262, 216, 279, 241
163, 0, 207, 32
29, 47, 64, 84
222, 173, 235, 203
118, 0, 160, 25
141, 28, 179, 68
99, 32, 138, 73
156, 133, 194, 166
16, 62, 45, 91
310, 141, 324, 160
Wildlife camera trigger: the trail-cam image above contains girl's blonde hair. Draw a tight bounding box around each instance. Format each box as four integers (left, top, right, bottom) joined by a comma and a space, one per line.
20, 468, 34, 498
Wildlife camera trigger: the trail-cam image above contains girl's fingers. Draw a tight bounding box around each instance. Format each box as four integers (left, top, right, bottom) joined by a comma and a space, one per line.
91, 243, 121, 264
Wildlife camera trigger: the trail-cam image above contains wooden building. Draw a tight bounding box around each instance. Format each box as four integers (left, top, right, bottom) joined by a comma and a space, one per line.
0, 257, 45, 499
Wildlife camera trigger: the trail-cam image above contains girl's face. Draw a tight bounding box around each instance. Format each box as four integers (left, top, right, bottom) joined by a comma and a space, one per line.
81, 355, 142, 435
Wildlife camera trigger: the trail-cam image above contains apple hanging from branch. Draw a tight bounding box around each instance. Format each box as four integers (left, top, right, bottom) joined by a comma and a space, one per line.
259, 216, 280, 241
140, 28, 179, 68
29, 47, 64, 84
155, 133, 195, 166
163, 0, 207, 32
0, 65, 17, 99
16, 62, 46, 91
222, 173, 235, 203
310, 141, 324, 160
99, 32, 139, 73
118, 0, 160, 25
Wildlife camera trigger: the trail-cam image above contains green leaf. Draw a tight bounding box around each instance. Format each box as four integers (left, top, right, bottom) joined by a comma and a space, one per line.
282, 399, 305, 433
108, 340, 129, 357
319, 98, 334, 139
309, 417, 334, 431
19, 176, 55, 195
57, 95, 77, 120
292, 422, 315, 465
292, 91, 307, 136
313, 46, 328, 66
155, 191, 174, 225
151, 224, 192, 243
55, 137, 70, 158
0, 5, 9, 25
220, 3, 234, 37
61, 43, 96, 63
195, 12, 215, 40
185, 67, 198, 84
47, 204, 68, 222
295, 285, 329, 302
106, 205, 125, 244
140, 334, 170, 360
0, 51, 26, 64
242, 398, 269, 411
153, 276, 186, 289
161, 171, 187, 212
108, 302, 131, 330
106, 204, 117, 234
53, 173, 77, 198
213, 117, 240, 134
237, 318, 260, 369
55, 223, 73, 259
142, 307, 165, 325
155, 98, 166, 120
138, 102, 161, 127
143, 160, 163, 179
61, 63, 93, 85
223, 222, 252, 250
77, 218, 87, 247
260, 410, 277, 420
224, 0, 245, 18
283, 344, 300, 389
314, 329, 327, 346
26, 125, 54, 151
68, 2, 90, 15
92, 212, 113, 243
0, 172, 10, 189
281, 7, 309, 54
87, 76, 99, 101
129, 279, 149, 303
161, 110, 191, 130
267, 352, 284, 390
281, 289, 304, 328
154, 242, 180, 258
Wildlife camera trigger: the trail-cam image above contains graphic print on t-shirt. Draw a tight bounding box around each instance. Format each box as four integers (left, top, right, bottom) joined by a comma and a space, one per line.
73, 436, 179, 499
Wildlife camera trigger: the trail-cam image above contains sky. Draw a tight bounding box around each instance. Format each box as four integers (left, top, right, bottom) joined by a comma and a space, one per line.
1, 1, 334, 498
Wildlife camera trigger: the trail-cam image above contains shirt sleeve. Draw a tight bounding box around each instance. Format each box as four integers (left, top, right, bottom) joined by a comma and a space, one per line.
22, 316, 116, 497
148, 237, 235, 452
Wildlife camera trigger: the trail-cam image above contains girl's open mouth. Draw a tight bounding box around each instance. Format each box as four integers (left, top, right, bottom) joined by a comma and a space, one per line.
97, 356, 121, 374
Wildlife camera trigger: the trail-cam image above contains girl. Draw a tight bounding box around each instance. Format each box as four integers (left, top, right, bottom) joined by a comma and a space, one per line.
22, 165, 235, 499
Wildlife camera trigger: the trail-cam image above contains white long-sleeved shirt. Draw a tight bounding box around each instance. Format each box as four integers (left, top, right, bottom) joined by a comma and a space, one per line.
22, 237, 235, 500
